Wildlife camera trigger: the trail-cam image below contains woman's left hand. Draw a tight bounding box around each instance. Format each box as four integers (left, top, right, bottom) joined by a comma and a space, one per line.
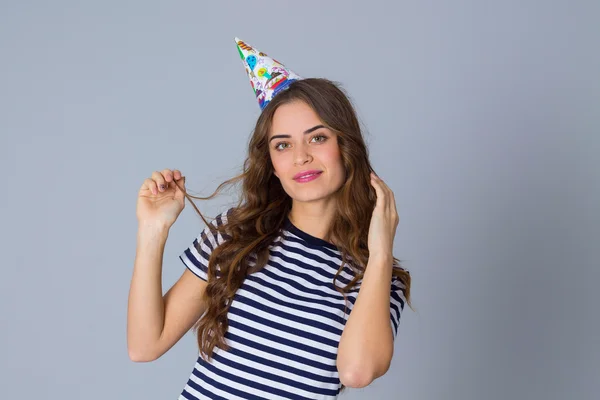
367, 171, 399, 261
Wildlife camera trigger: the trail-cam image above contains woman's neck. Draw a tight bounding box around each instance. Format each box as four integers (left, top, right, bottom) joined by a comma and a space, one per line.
288, 202, 336, 243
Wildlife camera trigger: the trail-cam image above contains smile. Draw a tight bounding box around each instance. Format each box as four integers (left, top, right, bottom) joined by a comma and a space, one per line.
294, 172, 322, 183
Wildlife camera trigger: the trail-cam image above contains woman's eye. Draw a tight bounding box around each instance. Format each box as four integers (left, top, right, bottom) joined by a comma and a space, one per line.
275, 134, 328, 151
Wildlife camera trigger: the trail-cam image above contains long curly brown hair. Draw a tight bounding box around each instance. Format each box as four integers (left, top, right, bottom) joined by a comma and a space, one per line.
183, 78, 413, 369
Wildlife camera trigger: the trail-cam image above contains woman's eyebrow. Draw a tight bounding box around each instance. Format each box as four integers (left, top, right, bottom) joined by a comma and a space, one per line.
269, 125, 326, 143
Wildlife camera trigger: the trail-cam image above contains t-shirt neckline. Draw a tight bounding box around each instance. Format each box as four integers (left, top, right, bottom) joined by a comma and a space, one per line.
283, 215, 339, 251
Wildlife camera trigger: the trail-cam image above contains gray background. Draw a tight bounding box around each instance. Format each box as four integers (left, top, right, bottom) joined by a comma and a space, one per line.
1, 0, 599, 399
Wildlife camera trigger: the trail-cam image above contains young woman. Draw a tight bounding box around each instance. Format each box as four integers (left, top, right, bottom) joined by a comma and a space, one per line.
128, 39, 412, 400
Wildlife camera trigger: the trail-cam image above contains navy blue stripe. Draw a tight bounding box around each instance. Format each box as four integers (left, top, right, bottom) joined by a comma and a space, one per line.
181, 257, 207, 282
234, 292, 343, 336
390, 305, 400, 326
197, 355, 315, 400
181, 388, 222, 400
182, 246, 208, 275
189, 362, 265, 400
226, 345, 339, 384
212, 352, 339, 397
273, 237, 357, 278
225, 329, 337, 373
182, 371, 229, 400
391, 290, 405, 314
270, 240, 353, 284
246, 274, 352, 313
259, 263, 344, 301
390, 311, 399, 333
226, 321, 338, 365
268, 253, 334, 289
229, 307, 339, 351
282, 219, 340, 252
241, 282, 346, 325
184, 366, 227, 400
280, 232, 336, 253
269, 247, 354, 286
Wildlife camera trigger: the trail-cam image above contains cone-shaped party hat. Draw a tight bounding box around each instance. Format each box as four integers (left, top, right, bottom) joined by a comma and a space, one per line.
235, 37, 302, 110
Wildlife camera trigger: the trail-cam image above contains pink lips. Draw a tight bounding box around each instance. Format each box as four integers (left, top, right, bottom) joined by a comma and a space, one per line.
293, 170, 322, 180
293, 171, 322, 183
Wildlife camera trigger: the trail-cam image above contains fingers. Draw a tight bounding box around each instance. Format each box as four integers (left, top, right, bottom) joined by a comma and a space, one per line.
174, 175, 185, 191
143, 178, 158, 195
144, 169, 184, 195
171, 170, 185, 192
173, 176, 186, 201
161, 168, 181, 183
371, 172, 399, 223
152, 171, 168, 192
370, 172, 385, 208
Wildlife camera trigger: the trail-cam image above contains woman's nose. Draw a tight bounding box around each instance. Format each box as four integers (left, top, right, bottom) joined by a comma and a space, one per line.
294, 148, 311, 165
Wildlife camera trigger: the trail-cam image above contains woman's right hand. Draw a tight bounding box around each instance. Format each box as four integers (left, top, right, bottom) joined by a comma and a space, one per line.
136, 169, 186, 228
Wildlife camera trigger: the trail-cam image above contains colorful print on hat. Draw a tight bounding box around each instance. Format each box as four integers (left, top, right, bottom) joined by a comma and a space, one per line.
235, 37, 303, 110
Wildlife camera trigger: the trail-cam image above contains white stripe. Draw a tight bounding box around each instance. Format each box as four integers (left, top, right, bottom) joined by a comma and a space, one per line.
282, 230, 341, 256
187, 366, 248, 400
226, 322, 334, 365
232, 300, 341, 348
256, 262, 346, 301
222, 333, 338, 378
198, 354, 329, 400
220, 348, 339, 391
194, 359, 283, 399
181, 253, 207, 280
243, 279, 348, 327
273, 240, 357, 282
179, 383, 214, 400
269, 246, 354, 285
236, 287, 345, 332
390, 319, 398, 340
249, 266, 347, 304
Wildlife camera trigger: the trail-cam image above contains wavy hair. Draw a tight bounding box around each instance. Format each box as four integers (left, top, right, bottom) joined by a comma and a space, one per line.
183, 78, 413, 379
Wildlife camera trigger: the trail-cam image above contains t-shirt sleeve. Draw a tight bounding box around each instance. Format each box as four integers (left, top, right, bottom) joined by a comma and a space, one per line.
179, 208, 233, 282
390, 268, 408, 340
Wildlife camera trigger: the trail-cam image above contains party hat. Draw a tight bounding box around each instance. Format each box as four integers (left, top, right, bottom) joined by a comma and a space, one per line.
235, 37, 303, 110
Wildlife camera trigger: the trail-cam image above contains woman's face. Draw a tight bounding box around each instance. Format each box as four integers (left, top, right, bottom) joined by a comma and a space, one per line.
268, 100, 346, 204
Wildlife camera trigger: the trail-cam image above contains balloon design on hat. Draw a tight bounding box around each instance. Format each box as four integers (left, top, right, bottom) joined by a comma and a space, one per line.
235, 37, 303, 110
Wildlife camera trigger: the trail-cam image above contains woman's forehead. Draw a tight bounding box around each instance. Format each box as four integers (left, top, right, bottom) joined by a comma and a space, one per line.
271, 105, 324, 133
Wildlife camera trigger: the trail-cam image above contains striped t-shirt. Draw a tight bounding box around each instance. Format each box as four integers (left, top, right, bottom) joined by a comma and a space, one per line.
178, 208, 407, 400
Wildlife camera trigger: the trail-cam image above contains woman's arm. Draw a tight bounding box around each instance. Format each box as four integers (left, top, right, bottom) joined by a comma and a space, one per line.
127, 222, 208, 362
336, 256, 394, 388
